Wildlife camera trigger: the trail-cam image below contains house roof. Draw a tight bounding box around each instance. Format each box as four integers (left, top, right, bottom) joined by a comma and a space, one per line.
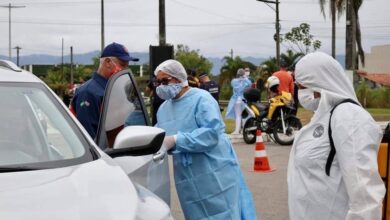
356, 71, 390, 87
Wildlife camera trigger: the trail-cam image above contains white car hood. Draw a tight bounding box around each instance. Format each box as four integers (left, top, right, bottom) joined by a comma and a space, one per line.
0, 159, 137, 220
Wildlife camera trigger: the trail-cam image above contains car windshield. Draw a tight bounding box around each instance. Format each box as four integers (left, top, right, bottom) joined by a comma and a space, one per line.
0, 82, 96, 170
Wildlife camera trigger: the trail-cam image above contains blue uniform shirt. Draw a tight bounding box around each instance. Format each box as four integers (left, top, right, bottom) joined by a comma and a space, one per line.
71, 72, 108, 138
199, 80, 220, 103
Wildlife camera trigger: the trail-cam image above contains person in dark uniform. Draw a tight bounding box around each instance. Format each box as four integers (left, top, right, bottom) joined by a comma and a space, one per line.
186, 69, 200, 88
147, 77, 165, 126
70, 42, 138, 139
199, 72, 220, 104
256, 77, 265, 101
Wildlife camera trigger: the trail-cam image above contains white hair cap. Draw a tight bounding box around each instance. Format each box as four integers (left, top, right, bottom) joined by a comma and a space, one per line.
154, 59, 188, 86
237, 68, 246, 77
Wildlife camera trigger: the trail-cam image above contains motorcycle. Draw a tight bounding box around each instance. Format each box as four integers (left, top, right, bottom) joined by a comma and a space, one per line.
242, 88, 302, 145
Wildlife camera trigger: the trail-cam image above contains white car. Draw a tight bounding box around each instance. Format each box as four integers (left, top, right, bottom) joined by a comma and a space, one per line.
0, 60, 172, 220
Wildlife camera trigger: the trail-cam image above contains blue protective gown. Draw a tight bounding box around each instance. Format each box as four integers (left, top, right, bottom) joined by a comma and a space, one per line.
156, 88, 257, 220
225, 77, 252, 119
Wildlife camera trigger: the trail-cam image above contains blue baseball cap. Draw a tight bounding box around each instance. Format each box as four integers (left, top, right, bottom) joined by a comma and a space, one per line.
101, 42, 139, 62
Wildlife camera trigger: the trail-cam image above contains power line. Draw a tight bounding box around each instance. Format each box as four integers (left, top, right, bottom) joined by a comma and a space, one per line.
170, 0, 246, 23
0, 0, 134, 6
0, 19, 275, 27
0, 3, 25, 60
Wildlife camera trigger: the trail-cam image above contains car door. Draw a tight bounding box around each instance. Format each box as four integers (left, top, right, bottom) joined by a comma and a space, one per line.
95, 69, 170, 205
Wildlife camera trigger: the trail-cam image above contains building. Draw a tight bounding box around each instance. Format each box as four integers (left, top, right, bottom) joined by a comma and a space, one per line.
355, 45, 390, 88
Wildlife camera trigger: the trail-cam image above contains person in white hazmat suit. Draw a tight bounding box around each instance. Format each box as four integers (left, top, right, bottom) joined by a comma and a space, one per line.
287, 52, 385, 220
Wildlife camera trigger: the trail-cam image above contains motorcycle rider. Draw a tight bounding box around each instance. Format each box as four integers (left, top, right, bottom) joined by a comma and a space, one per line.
266, 76, 281, 99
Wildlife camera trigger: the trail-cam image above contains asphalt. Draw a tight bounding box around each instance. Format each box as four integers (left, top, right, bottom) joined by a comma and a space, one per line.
169, 139, 291, 220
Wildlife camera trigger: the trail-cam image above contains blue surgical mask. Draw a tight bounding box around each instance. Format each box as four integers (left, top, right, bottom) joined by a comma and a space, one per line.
156, 83, 184, 100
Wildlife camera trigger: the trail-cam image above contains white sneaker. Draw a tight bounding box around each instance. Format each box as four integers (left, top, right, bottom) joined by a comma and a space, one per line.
230, 131, 240, 135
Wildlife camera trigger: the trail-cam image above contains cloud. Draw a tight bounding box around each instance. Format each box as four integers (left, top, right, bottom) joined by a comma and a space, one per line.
0, 0, 389, 58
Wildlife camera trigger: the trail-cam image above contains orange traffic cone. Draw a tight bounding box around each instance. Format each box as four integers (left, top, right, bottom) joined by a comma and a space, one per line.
252, 129, 275, 172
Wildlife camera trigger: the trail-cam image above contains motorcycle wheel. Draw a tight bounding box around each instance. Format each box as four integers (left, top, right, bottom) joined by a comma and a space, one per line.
243, 118, 257, 144
273, 116, 302, 145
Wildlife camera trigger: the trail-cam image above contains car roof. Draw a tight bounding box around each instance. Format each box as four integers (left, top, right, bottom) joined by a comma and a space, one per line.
0, 60, 42, 83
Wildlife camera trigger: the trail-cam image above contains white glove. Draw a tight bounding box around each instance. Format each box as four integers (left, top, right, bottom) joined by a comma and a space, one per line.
163, 135, 176, 150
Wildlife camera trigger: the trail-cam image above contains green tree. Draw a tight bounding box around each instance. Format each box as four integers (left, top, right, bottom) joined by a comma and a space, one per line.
319, 0, 365, 65
352, 0, 365, 66
43, 66, 67, 96
319, 0, 344, 58
218, 56, 256, 101
42, 64, 93, 97
174, 44, 213, 74
219, 56, 256, 85
259, 57, 278, 81
281, 23, 322, 54
281, 50, 304, 68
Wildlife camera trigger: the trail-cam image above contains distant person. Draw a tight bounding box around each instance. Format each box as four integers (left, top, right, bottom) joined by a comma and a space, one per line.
225, 69, 252, 135
256, 77, 265, 101
70, 42, 138, 138
273, 60, 294, 96
186, 69, 200, 87
288, 56, 303, 115
62, 88, 73, 107
187, 75, 199, 87
124, 81, 147, 126
265, 76, 280, 99
244, 67, 254, 83
199, 72, 220, 103
147, 77, 165, 126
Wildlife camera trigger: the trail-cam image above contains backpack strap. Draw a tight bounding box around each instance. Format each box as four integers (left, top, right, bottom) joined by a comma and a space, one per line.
325, 98, 360, 176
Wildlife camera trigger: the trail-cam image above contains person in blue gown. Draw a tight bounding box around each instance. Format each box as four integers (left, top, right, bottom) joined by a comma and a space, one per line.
225, 69, 252, 134
154, 60, 257, 220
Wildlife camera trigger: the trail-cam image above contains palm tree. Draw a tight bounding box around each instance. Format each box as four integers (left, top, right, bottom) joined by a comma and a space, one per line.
319, 0, 365, 67
352, 0, 365, 67
319, 0, 344, 58
281, 50, 304, 68
219, 56, 255, 85
259, 57, 278, 81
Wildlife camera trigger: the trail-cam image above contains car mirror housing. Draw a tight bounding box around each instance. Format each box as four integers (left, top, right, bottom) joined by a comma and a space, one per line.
104, 126, 165, 158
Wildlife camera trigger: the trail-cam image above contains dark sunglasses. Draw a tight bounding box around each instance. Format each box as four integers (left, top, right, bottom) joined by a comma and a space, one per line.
156, 77, 173, 86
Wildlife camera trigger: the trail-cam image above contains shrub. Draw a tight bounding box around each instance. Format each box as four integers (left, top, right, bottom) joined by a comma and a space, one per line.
356, 82, 390, 108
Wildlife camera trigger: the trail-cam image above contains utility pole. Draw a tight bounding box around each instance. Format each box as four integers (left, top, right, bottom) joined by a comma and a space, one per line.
61, 38, 64, 77
351, 7, 357, 70
70, 46, 74, 86
230, 49, 234, 59
256, 0, 280, 67
101, 0, 105, 51
159, 0, 166, 46
0, 3, 25, 60
331, 0, 336, 58
13, 46, 21, 66
345, 0, 356, 70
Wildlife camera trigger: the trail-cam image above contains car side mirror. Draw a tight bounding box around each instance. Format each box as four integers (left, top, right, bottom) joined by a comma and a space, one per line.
104, 126, 165, 158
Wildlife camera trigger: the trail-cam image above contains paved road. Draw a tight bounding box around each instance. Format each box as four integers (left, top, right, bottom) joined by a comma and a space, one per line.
169, 140, 291, 220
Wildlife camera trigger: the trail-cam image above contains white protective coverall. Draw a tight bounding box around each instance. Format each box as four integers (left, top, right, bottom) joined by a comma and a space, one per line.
287, 52, 385, 220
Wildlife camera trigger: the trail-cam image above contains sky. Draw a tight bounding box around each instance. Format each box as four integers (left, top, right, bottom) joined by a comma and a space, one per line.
0, 0, 389, 59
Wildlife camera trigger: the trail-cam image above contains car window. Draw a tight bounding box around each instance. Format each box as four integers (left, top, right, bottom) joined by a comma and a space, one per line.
0, 83, 94, 168
96, 71, 149, 149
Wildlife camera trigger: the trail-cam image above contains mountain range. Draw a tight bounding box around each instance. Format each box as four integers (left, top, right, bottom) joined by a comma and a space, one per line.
0, 51, 345, 75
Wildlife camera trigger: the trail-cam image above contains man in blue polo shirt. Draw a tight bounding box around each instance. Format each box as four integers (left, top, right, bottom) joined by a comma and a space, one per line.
70, 42, 139, 139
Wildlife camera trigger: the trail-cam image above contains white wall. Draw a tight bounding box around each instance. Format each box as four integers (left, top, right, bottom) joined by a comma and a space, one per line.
360, 45, 390, 73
